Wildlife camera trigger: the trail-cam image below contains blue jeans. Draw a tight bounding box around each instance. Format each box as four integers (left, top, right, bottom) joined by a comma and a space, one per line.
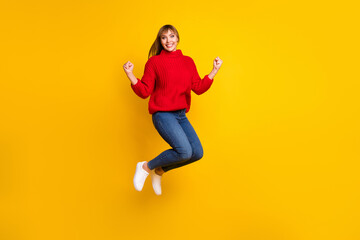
147, 108, 204, 172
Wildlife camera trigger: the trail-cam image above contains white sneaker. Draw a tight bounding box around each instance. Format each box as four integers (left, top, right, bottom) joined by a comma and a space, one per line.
133, 161, 149, 191
150, 170, 162, 195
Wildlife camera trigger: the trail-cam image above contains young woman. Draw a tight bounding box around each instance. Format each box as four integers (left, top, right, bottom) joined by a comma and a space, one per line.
123, 24, 222, 195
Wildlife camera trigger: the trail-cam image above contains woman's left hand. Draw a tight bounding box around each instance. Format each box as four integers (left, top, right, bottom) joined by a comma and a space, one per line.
213, 57, 223, 71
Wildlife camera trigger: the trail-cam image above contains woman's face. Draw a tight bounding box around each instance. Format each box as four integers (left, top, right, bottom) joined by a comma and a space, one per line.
160, 29, 178, 52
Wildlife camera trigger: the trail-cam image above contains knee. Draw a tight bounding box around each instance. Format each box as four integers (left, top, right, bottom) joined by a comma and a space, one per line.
192, 147, 204, 161
178, 147, 192, 162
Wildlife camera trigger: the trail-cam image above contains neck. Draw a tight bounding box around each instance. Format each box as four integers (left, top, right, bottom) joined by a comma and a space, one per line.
160, 49, 182, 58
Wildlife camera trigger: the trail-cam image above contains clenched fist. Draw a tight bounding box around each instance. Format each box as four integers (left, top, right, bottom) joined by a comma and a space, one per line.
123, 61, 134, 74
213, 57, 223, 71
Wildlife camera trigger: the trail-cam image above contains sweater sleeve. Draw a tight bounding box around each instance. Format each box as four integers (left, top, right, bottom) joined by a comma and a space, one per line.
130, 58, 156, 99
190, 58, 214, 95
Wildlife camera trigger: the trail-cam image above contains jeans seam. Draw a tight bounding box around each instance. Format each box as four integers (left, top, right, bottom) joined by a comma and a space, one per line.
155, 116, 174, 147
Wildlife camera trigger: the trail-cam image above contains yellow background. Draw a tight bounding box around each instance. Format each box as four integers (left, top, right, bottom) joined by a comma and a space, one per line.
1, 0, 359, 239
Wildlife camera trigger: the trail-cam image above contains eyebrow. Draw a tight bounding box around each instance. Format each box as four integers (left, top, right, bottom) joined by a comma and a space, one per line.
161, 33, 175, 36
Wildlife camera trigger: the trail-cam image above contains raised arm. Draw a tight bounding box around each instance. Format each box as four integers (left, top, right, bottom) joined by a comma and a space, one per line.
208, 57, 223, 79
191, 56, 222, 95
123, 59, 156, 99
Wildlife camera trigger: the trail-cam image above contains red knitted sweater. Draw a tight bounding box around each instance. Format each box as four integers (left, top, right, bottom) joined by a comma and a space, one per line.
131, 49, 214, 114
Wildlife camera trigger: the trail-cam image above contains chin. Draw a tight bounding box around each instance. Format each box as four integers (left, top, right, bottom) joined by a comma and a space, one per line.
163, 46, 176, 52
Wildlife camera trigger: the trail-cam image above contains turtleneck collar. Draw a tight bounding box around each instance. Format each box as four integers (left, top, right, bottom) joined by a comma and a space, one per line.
160, 49, 183, 58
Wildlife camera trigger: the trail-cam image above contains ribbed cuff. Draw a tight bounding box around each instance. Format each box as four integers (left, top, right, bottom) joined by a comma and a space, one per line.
205, 74, 214, 81
130, 78, 140, 90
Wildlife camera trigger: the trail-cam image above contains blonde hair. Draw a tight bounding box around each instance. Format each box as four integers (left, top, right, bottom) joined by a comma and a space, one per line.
148, 24, 180, 59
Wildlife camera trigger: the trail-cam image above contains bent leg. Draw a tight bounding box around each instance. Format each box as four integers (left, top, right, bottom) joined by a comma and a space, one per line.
147, 111, 192, 170
162, 115, 204, 172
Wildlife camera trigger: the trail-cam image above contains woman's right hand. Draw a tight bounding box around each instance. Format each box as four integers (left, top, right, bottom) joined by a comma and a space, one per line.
123, 61, 134, 75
